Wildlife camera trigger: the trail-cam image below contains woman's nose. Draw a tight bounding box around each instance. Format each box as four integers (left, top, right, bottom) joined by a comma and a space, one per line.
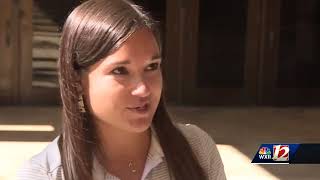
131, 81, 151, 97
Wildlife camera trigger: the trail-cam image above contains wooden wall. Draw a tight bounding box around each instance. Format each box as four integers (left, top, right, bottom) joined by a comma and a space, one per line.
0, 0, 32, 104
0, 0, 19, 104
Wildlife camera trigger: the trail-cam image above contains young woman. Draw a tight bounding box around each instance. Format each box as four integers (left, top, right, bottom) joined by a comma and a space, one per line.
17, 0, 226, 179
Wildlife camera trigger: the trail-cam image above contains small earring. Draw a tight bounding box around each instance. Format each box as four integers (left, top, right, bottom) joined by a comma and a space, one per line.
78, 95, 86, 113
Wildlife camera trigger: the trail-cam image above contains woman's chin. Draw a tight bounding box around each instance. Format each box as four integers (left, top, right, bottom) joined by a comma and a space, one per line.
127, 116, 153, 133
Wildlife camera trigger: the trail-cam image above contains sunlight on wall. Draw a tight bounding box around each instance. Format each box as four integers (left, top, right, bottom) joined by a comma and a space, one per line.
0, 141, 49, 180
217, 144, 280, 180
0, 125, 54, 131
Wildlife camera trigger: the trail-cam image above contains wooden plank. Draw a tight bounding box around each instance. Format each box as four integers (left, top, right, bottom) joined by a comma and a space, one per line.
32, 60, 57, 70
11, 0, 21, 104
33, 31, 61, 37
32, 18, 57, 26
33, 25, 60, 32
258, 0, 281, 105
0, 0, 20, 104
181, 0, 199, 104
164, 0, 181, 103
0, 0, 12, 100
19, 0, 33, 104
0, 0, 11, 103
32, 34, 60, 50
244, 0, 263, 104
33, 48, 59, 59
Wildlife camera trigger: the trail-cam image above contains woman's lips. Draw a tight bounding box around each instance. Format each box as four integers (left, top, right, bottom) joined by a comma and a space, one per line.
127, 103, 150, 114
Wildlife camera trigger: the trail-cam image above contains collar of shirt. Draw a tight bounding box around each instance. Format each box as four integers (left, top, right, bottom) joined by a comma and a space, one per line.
92, 126, 165, 180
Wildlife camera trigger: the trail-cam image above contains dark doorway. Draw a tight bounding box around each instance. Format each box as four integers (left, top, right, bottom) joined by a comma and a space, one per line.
167, 0, 320, 106
165, 0, 261, 105
260, 0, 320, 106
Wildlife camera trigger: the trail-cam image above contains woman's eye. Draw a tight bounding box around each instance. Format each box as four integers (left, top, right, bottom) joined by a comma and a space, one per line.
111, 67, 128, 75
146, 63, 160, 71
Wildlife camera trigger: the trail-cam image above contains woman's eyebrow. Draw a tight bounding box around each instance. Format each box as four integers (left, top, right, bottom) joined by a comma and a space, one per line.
151, 54, 161, 61
108, 60, 130, 66
107, 54, 161, 66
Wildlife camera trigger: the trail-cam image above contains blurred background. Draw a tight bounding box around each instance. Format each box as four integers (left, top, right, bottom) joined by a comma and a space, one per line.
1, 0, 320, 179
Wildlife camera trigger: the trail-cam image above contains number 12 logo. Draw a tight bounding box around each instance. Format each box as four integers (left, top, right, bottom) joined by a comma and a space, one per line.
273, 145, 289, 161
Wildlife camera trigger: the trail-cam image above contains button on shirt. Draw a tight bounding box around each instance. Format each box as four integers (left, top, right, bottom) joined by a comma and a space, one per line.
17, 123, 226, 180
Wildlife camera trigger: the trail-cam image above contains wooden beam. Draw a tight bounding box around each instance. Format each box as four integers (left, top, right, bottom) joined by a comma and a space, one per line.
0, 0, 20, 104
18, 0, 33, 104
0, 0, 12, 103
164, 0, 181, 103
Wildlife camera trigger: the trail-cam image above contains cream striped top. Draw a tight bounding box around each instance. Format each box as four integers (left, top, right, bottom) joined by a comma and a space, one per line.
17, 123, 226, 180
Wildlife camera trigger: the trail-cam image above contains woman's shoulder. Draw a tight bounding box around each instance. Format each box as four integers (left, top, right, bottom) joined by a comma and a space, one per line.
175, 123, 227, 179
17, 136, 62, 179
175, 123, 215, 147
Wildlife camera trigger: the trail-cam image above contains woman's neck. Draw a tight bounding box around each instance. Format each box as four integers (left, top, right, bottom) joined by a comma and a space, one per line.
95, 123, 151, 162
93, 123, 151, 179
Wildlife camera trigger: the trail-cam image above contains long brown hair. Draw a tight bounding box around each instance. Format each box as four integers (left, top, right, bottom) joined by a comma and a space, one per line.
58, 0, 206, 179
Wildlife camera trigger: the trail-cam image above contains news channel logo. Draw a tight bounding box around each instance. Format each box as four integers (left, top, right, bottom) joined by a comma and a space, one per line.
252, 144, 298, 164
258, 145, 289, 161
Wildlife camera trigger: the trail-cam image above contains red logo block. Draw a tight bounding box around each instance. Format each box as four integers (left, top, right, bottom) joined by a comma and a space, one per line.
273, 145, 289, 161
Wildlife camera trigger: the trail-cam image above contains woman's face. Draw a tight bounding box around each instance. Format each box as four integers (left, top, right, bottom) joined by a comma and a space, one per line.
82, 28, 162, 133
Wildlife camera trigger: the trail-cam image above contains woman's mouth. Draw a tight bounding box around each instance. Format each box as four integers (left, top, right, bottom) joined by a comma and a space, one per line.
127, 103, 150, 114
